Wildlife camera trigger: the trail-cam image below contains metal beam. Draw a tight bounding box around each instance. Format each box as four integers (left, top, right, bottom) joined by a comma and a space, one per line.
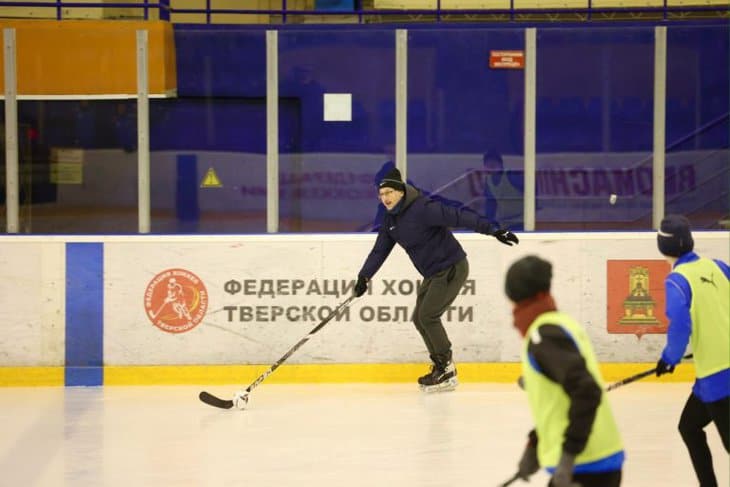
4, 28, 19, 234
137, 29, 151, 234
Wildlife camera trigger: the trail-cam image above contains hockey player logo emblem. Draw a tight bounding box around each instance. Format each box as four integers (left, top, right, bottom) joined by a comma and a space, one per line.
144, 269, 208, 333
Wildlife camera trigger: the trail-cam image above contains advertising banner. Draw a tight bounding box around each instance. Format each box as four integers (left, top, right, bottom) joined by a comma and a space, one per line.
102, 232, 729, 365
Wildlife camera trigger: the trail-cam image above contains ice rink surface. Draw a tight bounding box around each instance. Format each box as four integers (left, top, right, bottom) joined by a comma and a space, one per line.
1, 383, 727, 487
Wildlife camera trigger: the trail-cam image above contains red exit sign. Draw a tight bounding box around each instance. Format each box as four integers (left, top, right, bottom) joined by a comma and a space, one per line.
489, 50, 525, 69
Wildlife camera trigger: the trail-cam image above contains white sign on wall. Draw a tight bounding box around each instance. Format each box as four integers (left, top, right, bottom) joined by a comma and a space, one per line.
323, 93, 352, 122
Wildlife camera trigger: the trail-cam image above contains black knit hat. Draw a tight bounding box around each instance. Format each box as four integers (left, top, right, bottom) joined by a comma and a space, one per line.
378, 167, 405, 192
657, 214, 694, 257
505, 255, 553, 302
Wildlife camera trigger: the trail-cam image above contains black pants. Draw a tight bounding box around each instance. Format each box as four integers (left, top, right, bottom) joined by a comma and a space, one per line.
547, 470, 621, 487
678, 393, 730, 487
412, 258, 468, 364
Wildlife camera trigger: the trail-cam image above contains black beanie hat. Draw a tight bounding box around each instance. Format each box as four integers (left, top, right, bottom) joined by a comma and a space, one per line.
657, 214, 694, 257
505, 255, 553, 302
379, 167, 405, 192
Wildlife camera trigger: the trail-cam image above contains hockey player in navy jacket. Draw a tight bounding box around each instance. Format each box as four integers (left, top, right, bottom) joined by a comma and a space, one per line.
353, 167, 519, 392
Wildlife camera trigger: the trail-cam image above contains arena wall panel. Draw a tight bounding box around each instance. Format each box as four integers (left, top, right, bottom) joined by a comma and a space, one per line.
0, 232, 727, 385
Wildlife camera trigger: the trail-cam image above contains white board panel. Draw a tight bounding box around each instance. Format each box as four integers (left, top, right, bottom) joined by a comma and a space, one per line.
0, 241, 65, 365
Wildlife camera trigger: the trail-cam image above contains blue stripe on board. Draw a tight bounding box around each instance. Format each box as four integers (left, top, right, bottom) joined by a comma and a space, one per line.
65, 243, 104, 386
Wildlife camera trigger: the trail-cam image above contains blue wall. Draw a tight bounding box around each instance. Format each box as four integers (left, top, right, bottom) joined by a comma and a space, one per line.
170, 22, 728, 154
17, 22, 728, 155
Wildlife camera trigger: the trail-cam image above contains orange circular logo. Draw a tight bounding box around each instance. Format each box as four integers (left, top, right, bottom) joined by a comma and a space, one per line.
144, 269, 208, 333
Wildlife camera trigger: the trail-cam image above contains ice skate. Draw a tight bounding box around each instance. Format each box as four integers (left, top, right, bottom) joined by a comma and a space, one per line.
418, 360, 458, 393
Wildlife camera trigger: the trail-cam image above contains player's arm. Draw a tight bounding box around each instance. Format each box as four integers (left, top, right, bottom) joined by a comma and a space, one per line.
662, 273, 692, 366
713, 259, 730, 280
358, 226, 396, 279
420, 197, 518, 245
528, 325, 602, 456
420, 198, 495, 234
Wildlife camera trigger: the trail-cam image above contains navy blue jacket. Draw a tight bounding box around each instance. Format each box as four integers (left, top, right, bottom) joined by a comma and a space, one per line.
358, 184, 496, 279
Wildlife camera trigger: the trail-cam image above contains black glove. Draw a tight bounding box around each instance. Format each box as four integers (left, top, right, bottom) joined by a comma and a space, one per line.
549, 452, 581, 487
655, 358, 675, 377
492, 229, 519, 246
516, 433, 540, 480
354, 276, 369, 297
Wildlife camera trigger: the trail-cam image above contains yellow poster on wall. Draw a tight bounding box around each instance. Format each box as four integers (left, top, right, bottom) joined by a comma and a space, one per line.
50, 163, 83, 184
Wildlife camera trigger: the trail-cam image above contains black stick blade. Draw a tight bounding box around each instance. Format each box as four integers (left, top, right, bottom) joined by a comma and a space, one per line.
199, 391, 234, 409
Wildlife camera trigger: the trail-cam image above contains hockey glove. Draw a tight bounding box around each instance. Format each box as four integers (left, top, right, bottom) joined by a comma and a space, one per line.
492, 229, 519, 246
655, 358, 675, 377
354, 276, 369, 297
549, 452, 581, 487
516, 431, 539, 480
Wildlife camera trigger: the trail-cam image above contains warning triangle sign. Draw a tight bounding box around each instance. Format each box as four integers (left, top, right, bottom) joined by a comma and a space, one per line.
200, 167, 223, 188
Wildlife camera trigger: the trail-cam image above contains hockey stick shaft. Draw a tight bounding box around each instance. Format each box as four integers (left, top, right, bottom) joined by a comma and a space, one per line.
241, 295, 356, 395
198, 295, 356, 409
199, 295, 357, 409
499, 472, 521, 487
605, 353, 693, 391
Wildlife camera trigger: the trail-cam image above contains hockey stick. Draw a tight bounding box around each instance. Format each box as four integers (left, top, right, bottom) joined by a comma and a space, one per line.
605, 353, 693, 391
498, 472, 521, 486
516, 353, 695, 392
199, 294, 357, 410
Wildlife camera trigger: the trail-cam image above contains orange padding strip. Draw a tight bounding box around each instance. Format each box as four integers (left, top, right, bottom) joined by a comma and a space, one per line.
0, 20, 176, 96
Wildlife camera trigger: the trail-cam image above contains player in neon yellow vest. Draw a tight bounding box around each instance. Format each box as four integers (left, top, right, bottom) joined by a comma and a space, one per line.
504, 255, 624, 487
655, 214, 729, 486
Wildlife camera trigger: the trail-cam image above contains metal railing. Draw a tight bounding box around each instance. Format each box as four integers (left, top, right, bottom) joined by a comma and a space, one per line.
0, 0, 727, 23
1, 0, 170, 21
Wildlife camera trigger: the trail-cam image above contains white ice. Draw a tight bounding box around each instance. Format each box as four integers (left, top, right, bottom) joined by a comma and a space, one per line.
0, 383, 727, 486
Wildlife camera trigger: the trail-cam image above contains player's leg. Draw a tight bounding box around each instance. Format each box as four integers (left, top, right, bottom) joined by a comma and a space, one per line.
706, 396, 730, 452
678, 393, 717, 486
569, 470, 621, 487
416, 258, 468, 391
413, 275, 454, 390
413, 287, 437, 357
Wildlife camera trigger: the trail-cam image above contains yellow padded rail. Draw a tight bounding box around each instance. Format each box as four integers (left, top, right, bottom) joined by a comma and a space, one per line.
0, 362, 695, 386
0, 367, 64, 386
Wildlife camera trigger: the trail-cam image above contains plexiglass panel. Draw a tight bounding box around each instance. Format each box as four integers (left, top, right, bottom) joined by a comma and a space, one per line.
12, 99, 137, 233
535, 27, 655, 230
1, 23, 728, 235
151, 30, 268, 233
665, 25, 729, 229
4, 26, 142, 234
408, 28, 525, 231
278, 29, 396, 232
